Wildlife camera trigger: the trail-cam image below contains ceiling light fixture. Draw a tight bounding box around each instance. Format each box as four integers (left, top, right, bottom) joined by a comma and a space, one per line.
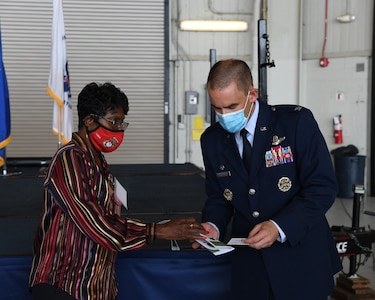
179, 20, 248, 32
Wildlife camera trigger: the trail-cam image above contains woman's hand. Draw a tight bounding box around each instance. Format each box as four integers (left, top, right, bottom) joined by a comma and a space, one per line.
155, 217, 206, 240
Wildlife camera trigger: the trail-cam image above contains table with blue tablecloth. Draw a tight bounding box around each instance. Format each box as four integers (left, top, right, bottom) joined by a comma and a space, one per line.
0, 249, 231, 300
0, 163, 232, 300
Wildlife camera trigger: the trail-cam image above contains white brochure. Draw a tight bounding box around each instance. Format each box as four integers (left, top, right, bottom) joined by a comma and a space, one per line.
195, 235, 235, 256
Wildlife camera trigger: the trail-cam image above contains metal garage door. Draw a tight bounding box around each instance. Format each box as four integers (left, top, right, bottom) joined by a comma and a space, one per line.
0, 0, 165, 164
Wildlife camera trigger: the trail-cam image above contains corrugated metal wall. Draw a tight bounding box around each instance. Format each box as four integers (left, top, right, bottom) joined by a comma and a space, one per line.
302, 0, 373, 59
0, 0, 165, 164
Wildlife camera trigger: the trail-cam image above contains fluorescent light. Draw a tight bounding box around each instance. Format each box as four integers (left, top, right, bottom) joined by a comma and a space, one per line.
179, 20, 248, 32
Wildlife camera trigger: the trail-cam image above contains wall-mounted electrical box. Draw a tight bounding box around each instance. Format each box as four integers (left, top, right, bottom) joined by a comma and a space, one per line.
185, 91, 199, 114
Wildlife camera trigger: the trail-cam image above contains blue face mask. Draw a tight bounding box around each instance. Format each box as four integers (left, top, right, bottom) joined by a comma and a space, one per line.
216, 92, 252, 133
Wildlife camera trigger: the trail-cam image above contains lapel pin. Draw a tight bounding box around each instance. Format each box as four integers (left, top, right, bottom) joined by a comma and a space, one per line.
272, 135, 286, 146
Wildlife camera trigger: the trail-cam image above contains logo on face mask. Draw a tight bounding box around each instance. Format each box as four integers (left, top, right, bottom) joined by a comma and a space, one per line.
216, 92, 253, 133
88, 125, 124, 153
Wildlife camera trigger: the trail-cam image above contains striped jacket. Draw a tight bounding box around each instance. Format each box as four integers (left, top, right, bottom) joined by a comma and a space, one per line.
29, 132, 154, 300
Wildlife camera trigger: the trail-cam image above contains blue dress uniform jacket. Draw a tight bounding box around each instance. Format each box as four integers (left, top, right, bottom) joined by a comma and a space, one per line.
200, 100, 342, 300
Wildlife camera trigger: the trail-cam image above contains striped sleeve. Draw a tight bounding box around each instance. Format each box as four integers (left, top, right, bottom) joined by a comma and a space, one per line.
45, 146, 154, 251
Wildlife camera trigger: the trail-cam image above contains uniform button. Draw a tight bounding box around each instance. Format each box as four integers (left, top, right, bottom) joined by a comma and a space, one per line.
252, 211, 260, 218
248, 188, 256, 195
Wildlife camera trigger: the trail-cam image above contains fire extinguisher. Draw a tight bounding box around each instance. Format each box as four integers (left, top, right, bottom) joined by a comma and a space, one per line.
333, 115, 343, 144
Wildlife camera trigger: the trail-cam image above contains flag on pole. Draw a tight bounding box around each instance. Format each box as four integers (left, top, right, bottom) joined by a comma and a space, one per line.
0, 27, 11, 168
46, 0, 72, 146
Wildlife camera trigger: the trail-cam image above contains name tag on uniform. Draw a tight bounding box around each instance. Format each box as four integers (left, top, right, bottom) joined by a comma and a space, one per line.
216, 171, 231, 178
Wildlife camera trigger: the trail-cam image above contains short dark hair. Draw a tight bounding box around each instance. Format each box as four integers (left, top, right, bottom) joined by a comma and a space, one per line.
77, 82, 129, 128
207, 59, 253, 94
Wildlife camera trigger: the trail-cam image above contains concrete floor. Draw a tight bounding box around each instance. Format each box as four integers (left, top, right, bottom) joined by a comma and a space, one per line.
326, 194, 375, 298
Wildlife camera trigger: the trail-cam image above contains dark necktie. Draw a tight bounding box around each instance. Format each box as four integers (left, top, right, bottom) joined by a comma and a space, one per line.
241, 129, 252, 173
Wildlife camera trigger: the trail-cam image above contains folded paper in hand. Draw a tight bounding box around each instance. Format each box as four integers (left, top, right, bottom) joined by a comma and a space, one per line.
195, 235, 234, 256
227, 238, 248, 246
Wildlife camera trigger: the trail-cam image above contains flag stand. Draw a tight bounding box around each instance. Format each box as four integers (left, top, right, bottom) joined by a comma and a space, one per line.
0, 148, 22, 177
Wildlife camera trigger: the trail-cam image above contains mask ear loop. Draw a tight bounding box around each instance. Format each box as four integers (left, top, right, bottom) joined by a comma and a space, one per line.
239, 92, 254, 132
245, 91, 254, 120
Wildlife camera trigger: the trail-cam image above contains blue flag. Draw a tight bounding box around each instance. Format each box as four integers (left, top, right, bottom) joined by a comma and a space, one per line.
0, 27, 11, 168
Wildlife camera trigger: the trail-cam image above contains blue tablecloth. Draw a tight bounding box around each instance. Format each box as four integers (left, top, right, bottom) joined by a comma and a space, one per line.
0, 250, 231, 300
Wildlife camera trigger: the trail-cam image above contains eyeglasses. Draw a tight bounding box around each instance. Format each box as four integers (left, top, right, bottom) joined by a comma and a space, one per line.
90, 114, 129, 131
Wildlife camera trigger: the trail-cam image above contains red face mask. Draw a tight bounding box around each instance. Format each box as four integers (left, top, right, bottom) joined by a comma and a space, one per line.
88, 125, 124, 153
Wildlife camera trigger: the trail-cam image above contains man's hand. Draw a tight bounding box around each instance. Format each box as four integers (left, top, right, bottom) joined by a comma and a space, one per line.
155, 217, 205, 240
242, 221, 279, 250
191, 222, 219, 249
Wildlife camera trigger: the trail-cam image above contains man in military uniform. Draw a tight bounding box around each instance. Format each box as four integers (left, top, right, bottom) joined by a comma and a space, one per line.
196, 59, 342, 299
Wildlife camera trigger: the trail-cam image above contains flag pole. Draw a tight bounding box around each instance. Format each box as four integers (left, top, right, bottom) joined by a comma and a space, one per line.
58, 104, 62, 148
